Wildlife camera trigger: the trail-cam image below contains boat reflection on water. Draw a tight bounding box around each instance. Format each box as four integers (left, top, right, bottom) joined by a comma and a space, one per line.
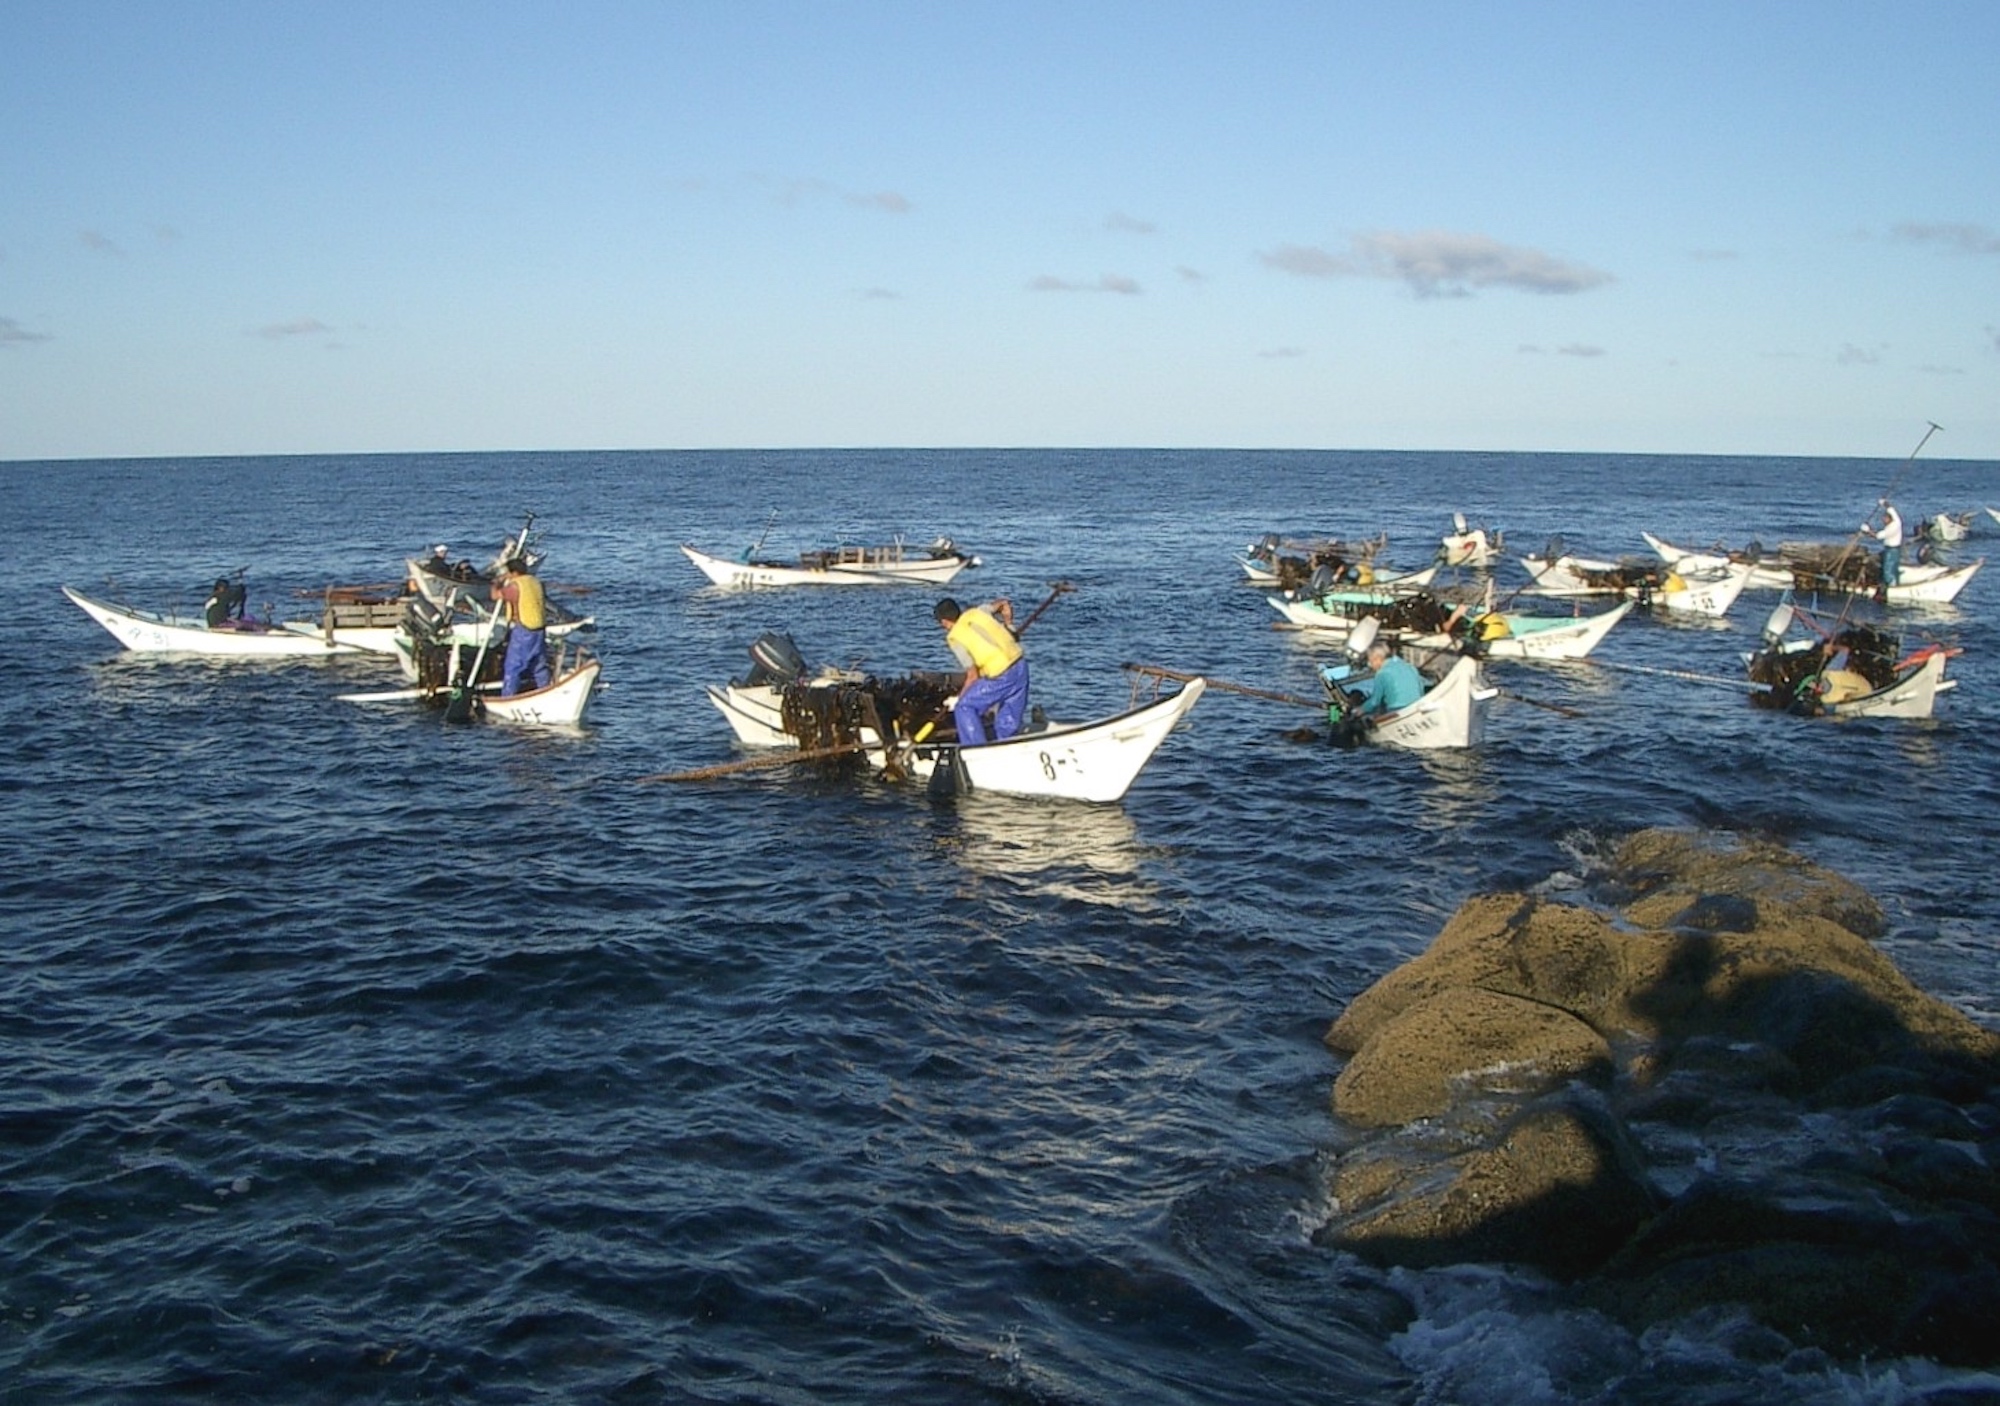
934, 795, 1159, 911
1411, 748, 1497, 834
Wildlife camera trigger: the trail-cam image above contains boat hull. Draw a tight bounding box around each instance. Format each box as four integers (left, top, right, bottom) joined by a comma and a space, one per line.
1272, 596, 1632, 661
479, 659, 601, 726
64, 585, 365, 657
1521, 556, 1752, 617
705, 679, 1207, 803
682, 543, 971, 588
1358, 654, 1496, 750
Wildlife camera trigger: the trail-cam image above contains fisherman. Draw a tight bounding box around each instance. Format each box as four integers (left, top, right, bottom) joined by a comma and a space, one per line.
204, 576, 245, 627
934, 596, 1029, 745
1861, 498, 1905, 587
492, 557, 552, 696
1349, 639, 1425, 716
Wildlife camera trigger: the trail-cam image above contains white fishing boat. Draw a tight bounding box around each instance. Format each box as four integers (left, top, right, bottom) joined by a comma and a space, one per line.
682, 537, 976, 589
1520, 554, 1753, 618
1878, 558, 1983, 605
1333, 652, 1496, 750
63, 584, 367, 658
1745, 605, 1958, 720
1270, 592, 1632, 661
340, 652, 602, 727
1922, 511, 1973, 543
476, 657, 602, 727
703, 672, 1206, 803
1236, 532, 1388, 586
1640, 533, 1794, 591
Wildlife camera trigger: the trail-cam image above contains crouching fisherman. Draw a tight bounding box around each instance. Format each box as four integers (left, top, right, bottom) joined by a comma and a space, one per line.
934, 596, 1030, 744
204, 575, 248, 628
492, 557, 552, 695
1323, 635, 1425, 746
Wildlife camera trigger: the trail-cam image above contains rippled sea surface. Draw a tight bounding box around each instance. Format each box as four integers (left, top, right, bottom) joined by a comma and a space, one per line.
7, 449, 1999, 1404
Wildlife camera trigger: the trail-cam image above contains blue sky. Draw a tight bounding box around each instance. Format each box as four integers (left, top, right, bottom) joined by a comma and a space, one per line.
4, 1, 1997, 460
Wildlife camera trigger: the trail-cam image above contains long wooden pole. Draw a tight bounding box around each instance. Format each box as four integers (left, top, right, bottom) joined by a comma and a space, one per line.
1124, 662, 1322, 709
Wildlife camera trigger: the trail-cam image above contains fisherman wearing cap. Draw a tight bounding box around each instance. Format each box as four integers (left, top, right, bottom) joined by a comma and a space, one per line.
934, 596, 1029, 744
1861, 498, 1905, 587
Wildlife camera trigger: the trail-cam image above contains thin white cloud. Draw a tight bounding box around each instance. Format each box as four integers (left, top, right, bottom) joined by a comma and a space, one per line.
858, 286, 900, 300
1027, 273, 1142, 295
1258, 346, 1306, 359
847, 191, 911, 214
1835, 342, 1884, 366
1259, 243, 1353, 279
763, 176, 911, 213
79, 230, 123, 256
1, 316, 52, 346
255, 318, 334, 340
1558, 344, 1606, 358
1893, 222, 2000, 256
1260, 229, 1613, 299
1175, 265, 1206, 283
1105, 211, 1156, 235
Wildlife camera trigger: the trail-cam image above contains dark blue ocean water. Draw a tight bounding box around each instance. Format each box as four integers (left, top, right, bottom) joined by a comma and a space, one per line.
6, 448, 1999, 1404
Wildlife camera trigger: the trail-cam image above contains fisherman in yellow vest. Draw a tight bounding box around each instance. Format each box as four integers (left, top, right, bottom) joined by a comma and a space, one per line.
934, 596, 1030, 744
493, 557, 551, 696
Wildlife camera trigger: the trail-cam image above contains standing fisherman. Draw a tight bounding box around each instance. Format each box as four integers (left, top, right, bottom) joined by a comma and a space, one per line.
1861, 498, 1905, 588
492, 557, 552, 696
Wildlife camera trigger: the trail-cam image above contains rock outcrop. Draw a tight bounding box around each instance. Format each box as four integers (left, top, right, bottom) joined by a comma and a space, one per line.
1317, 828, 2000, 1365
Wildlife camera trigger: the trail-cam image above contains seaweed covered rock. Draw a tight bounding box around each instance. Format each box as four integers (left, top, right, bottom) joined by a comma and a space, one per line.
1316, 828, 2000, 1365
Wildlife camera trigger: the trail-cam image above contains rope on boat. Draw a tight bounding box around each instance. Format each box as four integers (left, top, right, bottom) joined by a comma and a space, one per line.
1590, 660, 1772, 693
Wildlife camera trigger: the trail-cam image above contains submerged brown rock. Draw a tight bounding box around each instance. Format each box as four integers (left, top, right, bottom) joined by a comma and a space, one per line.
1317, 828, 2000, 1366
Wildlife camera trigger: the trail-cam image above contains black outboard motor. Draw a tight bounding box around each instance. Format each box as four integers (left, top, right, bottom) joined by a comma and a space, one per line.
744, 631, 807, 687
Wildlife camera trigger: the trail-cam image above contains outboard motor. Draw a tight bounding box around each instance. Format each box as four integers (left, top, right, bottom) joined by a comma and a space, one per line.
1345, 615, 1381, 659
1453, 511, 1469, 534
745, 631, 807, 687
1760, 602, 1795, 648
1307, 563, 1335, 596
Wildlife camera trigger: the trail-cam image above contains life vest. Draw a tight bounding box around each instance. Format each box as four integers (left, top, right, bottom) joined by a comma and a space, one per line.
1475, 612, 1511, 641
948, 608, 1022, 677
507, 573, 547, 630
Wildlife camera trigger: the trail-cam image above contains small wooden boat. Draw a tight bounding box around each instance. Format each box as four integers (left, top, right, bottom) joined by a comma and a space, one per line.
63, 584, 366, 657
1646, 532, 1982, 604
1640, 533, 1794, 591
1745, 607, 1958, 719
1329, 652, 1496, 750
1520, 553, 1753, 617
1879, 558, 1983, 605
1922, 511, 1973, 543
340, 651, 602, 727
704, 666, 1206, 803
682, 537, 976, 589
476, 657, 602, 727
1270, 591, 1632, 661
1237, 532, 1389, 587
